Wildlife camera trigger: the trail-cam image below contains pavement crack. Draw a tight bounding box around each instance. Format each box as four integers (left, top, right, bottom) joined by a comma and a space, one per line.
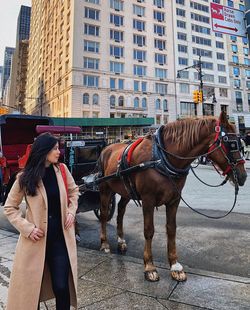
166, 281, 179, 300
78, 291, 124, 309
78, 256, 111, 279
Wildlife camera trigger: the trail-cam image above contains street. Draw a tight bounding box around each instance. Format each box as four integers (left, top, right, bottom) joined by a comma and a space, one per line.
1, 166, 249, 278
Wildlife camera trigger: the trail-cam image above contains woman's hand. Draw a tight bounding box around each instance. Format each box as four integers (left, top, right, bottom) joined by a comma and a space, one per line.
65, 213, 75, 230
29, 227, 44, 242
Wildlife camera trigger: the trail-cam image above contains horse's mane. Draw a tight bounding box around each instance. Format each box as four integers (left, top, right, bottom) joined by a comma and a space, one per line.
163, 117, 217, 150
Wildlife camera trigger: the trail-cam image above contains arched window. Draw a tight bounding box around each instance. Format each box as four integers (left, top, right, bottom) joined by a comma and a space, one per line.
163, 99, 168, 112
142, 97, 147, 109
83, 93, 89, 104
118, 96, 124, 107
110, 95, 116, 108
93, 93, 99, 105
155, 98, 161, 110
134, 97, 139, 108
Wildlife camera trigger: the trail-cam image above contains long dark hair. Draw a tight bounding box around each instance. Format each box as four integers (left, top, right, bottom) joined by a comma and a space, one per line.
19, 133, 58, 196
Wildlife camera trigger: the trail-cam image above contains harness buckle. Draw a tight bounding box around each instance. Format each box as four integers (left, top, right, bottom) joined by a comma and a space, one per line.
215, 125, 221, 133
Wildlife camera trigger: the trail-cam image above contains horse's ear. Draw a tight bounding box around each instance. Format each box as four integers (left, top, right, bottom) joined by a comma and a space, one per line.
219, 111, 229, 127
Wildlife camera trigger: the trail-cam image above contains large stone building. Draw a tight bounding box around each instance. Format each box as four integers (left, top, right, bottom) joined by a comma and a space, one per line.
25, 0, 250, 129
9, 5, 31, 112
1, 47, 15, 99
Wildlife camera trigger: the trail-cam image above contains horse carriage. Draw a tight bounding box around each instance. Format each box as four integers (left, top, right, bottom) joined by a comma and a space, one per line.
0, 114, 115, 221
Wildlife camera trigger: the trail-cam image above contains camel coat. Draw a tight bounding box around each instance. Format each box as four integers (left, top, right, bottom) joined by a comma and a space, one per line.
4, 164, 79, 310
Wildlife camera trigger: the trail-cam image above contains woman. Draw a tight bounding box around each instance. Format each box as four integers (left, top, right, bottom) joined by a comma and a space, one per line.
4, 133, 79, 310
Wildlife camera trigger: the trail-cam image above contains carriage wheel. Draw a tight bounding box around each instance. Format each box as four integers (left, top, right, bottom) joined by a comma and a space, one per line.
93, 195, 116, 222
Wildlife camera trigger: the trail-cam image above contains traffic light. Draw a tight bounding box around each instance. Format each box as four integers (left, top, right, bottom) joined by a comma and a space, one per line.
193, 90, 199, 103
198, 91, 203, 103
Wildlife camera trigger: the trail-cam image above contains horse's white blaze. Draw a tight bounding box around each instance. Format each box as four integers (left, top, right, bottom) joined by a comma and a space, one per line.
170, 262, 183, 272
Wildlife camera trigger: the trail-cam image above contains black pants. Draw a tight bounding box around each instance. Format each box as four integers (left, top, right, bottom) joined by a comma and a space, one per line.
45, 217, 71, 310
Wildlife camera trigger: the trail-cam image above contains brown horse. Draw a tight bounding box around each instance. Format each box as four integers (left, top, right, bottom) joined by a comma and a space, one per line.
98, 112, 247, 282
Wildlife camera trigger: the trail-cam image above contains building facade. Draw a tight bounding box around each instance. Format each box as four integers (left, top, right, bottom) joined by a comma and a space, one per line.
25, 0, 250, 128
1, 47, 15, 99
9, 5, 31, 112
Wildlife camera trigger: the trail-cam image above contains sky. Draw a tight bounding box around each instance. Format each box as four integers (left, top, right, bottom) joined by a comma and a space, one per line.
0, 0, 31, 66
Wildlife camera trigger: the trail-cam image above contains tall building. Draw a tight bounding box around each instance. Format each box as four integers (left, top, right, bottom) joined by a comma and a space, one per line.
0, 66, 3, 102
9, 5, 31, 111
25, 0, 250, 128
1, 47, 15, 99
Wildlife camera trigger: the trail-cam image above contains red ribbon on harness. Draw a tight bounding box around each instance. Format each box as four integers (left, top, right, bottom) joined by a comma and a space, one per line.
118, 137, 144, 165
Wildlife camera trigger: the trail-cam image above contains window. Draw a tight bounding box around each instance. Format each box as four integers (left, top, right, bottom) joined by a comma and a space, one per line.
243, 47, 249, 56
134, 97, 140, 108
216, 52, 225, 60
155, 98, 161, 109
215, 32, 223, 38
133, 5, 145, 16
84, 40, 99, 53
141, 81, 147, 92
134, 80, 139, 91
110, 14, 124, 26
85, 7, 100, 20
232, 55, 239, 64
134, 49, 146, 61
177, 32, 187, 41
142, 97, 147, 109
177, 20, 186, 28
163, 99, 168, 112
178, 70, 189, 79
155, 68, 167, 79
244, 58, 250, 66
155, 53, 167, 64
193, 48, 212, 58
190, 1, 209, 12
219, 88, 228, 97
234, 79, 241, 88
179, 57, 188, 65
192, 36, 211, 46
235, 92, 243, 112
230, 35, 237, 41
178, 44, 188, 53
191, 24, 210, 35
233, 67, 240, 76
242, 37, 248, 45
84, 24, 99, 36
118, 95, 124, 106
110, 61, 124, 73
110, 95, 116, 107
83, 75, 99, 87
216, 41, 224, 49
228, 0, 234, 7
154, 0, 164, 8
217, 64, 226, 72
176, 8, 185, 17
154, 24, 165, 36
246, 81, 250, 89
191, 13, 210, 24
110, 45, 124, 58
110, 30, 123, 42
118, 79, 124, 90
85, 0, 99, 4
231, 45, 238, 53
84, 57, 99, 69
133, 19, 145, 31
110, 78, 116, 89
155, 83, 167, 94
154, 39, 166, 50
93, 93, 99, 105
180, 102, 197, 117
83, 93, 89, 104
218, 76, 227, 84
133, 34, 146, 46
110, 0, 123, 11
154, 11, 165, 22
245, 69, 250, 77
134, 65, 146, 76
180, 83, 189, 93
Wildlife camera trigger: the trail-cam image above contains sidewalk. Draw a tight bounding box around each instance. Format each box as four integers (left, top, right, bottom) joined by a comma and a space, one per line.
0, 229, 249, 310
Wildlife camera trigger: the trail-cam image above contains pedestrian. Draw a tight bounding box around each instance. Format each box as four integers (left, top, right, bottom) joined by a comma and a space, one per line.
4, 133, 79, 310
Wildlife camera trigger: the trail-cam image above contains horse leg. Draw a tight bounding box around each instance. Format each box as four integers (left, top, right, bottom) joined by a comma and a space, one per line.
166, 201, 187, 282
99, 187, 112, 253
117, 197, 130, 254
143, 203, 159, 282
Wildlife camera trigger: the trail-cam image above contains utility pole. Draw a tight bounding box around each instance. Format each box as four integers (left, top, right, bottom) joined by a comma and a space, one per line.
177, 56, 205, 116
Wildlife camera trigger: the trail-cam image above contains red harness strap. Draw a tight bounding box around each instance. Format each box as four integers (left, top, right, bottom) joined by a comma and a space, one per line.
118, 137, 144, 165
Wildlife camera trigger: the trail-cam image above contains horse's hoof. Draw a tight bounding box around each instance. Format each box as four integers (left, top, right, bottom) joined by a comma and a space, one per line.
144, 270, 160, 282
100, 244, 110, 253
171, 270, 187, 282
117, 242, 127, 254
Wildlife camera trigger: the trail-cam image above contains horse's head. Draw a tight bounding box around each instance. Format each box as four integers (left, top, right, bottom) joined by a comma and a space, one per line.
207, 112, 247, 186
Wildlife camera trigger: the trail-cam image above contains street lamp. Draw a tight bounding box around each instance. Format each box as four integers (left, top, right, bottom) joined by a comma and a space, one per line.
177, 55, 205, 116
